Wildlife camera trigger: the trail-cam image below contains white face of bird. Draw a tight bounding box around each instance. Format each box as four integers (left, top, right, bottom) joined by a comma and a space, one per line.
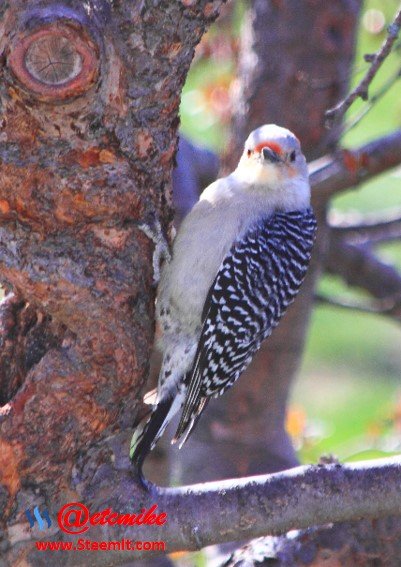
236, 124, 309, 190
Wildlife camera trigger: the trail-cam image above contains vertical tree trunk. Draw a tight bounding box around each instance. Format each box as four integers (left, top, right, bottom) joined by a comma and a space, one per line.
177, 0, 361, 484
0, 1, 224, 562
228, 0, 361, 162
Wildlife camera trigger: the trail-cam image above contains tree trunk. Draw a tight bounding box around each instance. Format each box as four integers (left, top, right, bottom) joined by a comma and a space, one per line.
227, 0, 362, 163
0, 1, 224, 563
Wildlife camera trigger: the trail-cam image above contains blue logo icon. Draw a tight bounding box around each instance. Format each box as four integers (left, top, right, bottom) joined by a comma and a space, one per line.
25, 506, 52, 530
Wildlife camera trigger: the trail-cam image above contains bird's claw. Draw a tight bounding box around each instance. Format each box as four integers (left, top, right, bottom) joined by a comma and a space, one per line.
138, 218, 171, 286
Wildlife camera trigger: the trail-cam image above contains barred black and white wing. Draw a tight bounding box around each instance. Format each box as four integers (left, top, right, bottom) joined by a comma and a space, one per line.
173, 209, 317, 445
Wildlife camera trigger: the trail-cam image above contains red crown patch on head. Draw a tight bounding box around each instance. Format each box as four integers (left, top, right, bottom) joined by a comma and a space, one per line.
254, 141, 283, 155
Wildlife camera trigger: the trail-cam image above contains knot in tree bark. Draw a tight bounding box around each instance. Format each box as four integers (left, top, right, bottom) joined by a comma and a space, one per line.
8, 22, 99, 101
25, 33, 82, 85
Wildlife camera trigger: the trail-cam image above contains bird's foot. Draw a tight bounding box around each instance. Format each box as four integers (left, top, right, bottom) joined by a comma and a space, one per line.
137, 216, 171, 286
132, 462, 153, 492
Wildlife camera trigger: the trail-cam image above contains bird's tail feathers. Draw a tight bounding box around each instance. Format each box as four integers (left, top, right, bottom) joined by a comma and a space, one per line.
172, 397, 209, 449
143, 387, 158, 405
130, 394, 179, 479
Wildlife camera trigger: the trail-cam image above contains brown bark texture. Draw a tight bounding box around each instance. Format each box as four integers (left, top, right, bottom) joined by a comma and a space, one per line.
0, 0, 224, 563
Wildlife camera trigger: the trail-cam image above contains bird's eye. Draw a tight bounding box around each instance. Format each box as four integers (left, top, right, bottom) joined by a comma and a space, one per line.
247, 149, 252, 157
289, 150, 296, 162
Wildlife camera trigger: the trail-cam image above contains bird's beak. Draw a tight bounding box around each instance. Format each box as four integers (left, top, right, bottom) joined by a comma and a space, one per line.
262, 147, 281, 164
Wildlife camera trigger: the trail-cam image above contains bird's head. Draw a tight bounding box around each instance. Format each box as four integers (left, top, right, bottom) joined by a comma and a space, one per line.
233, 124, 310, 211
236, 124, 309, 191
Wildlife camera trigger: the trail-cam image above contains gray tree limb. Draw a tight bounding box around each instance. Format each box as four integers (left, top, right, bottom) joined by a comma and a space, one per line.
309, 129, 401, 201
325, 237, 401, 299
329, 207, 401, 245
33, 456, 401, 564
315, 292, 401, 321
322, 234, 401, 322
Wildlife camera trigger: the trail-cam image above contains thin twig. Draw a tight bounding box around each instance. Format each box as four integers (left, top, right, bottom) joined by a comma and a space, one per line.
341, 66, 401, 137
326, 5, 401, 127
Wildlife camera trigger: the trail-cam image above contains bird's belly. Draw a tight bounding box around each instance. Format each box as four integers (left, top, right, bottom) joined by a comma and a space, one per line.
157, 196, 269, 340
162, 217, 242, 334
168, 237, 228, 329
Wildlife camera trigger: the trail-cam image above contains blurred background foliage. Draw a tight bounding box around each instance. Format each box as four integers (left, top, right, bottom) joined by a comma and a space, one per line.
179, 0, 401, 466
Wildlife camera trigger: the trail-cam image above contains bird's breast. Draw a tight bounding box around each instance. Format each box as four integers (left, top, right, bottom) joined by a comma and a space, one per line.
158, 199, 256, 334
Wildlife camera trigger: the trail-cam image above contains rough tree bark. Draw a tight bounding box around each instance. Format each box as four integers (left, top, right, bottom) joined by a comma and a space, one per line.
0, 1, 224, 564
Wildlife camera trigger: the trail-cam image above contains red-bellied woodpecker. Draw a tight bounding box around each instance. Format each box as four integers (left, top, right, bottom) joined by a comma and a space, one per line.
131, 124, 317, 483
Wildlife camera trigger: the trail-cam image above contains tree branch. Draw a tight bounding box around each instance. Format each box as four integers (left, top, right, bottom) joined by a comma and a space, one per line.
309, 129, 401, 202
30, 456, 401, 563
329, 207, 401, 245
323, 235, 401, 321
315, 292, 401, 321
326, 6, 401, 127
0, 2, 226, 562
225, 516, 401, 566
